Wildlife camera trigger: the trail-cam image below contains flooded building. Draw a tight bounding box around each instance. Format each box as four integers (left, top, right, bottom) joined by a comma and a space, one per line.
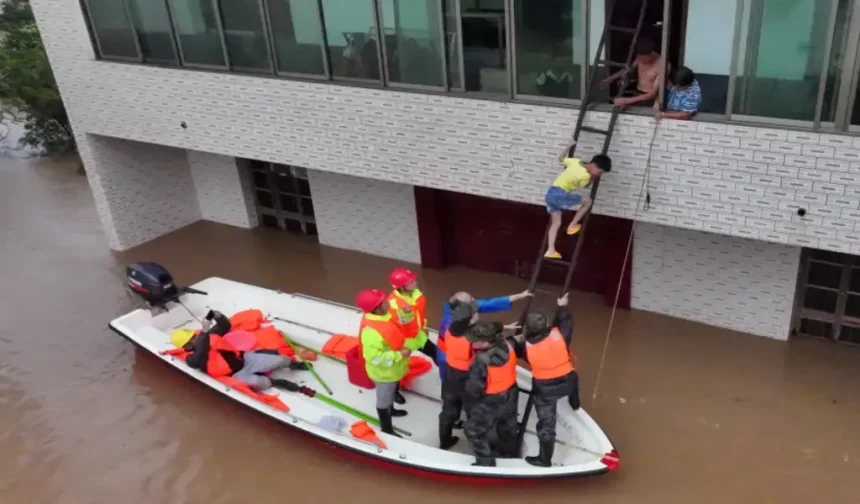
31, 0, 860, 344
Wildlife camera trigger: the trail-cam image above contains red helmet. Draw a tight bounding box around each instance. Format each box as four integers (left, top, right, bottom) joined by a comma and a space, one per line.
355, 289, 387, 313
389, 267, 418, 289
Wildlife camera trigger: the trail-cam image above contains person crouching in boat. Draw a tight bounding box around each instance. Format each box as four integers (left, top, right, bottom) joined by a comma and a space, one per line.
515, 293, 578, 467
463, 321, 520, 467
173, 311, 309, 391
387, 267, 435, 405
356, 288, 411, 437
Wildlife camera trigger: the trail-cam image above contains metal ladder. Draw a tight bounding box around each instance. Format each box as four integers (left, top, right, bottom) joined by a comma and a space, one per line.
514, 0, 649, 454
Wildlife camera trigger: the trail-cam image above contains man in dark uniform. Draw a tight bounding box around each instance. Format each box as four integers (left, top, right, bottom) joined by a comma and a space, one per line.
437, 301, 477, 450
515, 293, 578, 467
463, 321, 520, 467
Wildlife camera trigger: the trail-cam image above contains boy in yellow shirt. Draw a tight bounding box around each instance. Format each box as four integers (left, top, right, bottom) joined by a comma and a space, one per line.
544, 141, 612, 259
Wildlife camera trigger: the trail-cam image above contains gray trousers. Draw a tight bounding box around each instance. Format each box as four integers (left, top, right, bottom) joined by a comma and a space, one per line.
374, 381, 399, 409
233, 351, 292, 391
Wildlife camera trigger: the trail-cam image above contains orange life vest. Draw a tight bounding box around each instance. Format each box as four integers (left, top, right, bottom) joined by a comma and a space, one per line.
358, 314, 406, 352
252, 325, 296, 358
526, 328, 575, 380
160, 334, 238, 378
485, 345, 517, 394
207, 334, 241, 378
444, 330, 474, 372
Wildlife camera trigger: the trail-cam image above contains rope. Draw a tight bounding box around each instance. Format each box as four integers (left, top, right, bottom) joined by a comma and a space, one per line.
177, 299, 203, 326
589, 116, 660, 403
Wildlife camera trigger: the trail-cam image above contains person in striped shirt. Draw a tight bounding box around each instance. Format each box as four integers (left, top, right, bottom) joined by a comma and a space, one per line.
659, 66, 702, 120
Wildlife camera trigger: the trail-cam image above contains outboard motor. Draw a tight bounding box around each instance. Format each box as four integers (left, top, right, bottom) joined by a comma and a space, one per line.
126, 262, 179, 306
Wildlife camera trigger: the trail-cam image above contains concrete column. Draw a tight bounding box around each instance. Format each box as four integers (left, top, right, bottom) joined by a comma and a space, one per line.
189, 152, 258, 228
78, 134, 201, 251
307, 170, 422, 264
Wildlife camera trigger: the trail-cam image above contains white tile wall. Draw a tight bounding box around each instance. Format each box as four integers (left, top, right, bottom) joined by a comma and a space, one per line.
31, 0, 860, 256
307, 170, 422, 264
78, 134, 200, 250
188, 151, 258, 228
632, 222, 801, 339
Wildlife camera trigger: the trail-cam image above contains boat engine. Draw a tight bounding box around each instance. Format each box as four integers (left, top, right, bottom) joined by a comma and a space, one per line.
126, 262, 179, 306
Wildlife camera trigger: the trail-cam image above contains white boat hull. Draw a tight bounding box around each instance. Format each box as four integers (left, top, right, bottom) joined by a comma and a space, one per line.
109, 277, 618, 480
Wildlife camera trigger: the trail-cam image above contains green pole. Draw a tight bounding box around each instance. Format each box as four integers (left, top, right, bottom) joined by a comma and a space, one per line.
281, 331, 334, 395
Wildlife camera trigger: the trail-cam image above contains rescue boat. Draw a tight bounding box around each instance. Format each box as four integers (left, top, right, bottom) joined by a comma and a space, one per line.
110, 275, 619, 481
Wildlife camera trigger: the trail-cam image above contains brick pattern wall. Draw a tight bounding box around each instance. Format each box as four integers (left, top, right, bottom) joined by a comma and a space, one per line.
79, 135, 200, 250
307, 170, 422, 264
31, 0, 860, 256
188, 151, 258, 228
632, 222, 801, 339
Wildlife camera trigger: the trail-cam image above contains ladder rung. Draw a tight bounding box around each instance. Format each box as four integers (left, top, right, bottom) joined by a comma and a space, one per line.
543, 257, 572, 267
607, 24, 637, 34
580, 125, 610, 135
597, 59, 629, 68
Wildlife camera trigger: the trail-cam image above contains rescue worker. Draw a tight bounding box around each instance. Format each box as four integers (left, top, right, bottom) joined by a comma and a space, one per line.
387, 267, 435, 405
176, 310, 308, 391
463, 321, 521, 467
437, 289, 533, 380
356, 288, 411, 437
515, 293, 578, 467
439, 301, 521, 449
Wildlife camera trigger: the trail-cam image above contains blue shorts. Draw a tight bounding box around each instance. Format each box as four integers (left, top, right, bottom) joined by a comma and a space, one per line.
545, 186, 583, 213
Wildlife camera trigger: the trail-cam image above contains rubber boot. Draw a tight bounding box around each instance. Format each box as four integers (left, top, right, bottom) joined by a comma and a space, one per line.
377, 408, 402, 438
453, 419, 464, 429
525, 440, 555, 467
288, 361, 309, 370
568, 395, 580, 411
472, 456, 496, 467
394, 384, 406, 405
438, 420, 460, 450
390, 406, 408, 417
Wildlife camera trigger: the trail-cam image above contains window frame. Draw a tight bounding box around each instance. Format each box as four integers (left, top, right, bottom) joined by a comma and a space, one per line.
125, 0, 183, 66
509, 0, 589, 104
81, 0, 144, 62
261, 0, 332, 80
165, 0, 232, 70
218, 0, 276, 74
318, 0, 386, 85
377, 0, 449, 91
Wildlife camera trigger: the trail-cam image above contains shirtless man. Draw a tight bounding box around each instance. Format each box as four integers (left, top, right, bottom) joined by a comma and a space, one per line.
601, 38, 664, 108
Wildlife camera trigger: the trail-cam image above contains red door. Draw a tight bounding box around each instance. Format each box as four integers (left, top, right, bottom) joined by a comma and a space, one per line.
415, 188, 632, 308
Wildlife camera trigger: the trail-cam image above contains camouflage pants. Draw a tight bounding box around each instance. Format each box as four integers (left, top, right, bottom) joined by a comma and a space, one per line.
439, 369, 468, 431
532, 371, 580, 443
533, 394, 560, 443
464, 388, 518, 458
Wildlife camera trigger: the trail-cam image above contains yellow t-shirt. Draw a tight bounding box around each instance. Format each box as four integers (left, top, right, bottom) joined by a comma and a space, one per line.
552, 158, 592, 192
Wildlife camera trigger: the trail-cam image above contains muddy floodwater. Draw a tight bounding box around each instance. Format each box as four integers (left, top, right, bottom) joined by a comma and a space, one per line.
1, 158, 859, 503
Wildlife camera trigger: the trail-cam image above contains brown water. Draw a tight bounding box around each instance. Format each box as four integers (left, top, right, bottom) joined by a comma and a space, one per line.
1, 158, 859, 504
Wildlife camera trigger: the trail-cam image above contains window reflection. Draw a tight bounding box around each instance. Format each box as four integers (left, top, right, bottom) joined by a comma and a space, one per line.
218, 0, 272, 71
267, 0, 327, 76
84, 0, 140, 59
380, 0, 445, 87
127, 0, 178, 63
320, 0, 382, 80
513, 0, 581, 99
168, 0, 227, 67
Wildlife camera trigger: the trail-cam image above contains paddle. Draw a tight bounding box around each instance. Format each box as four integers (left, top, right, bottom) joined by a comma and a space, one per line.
274, 378, 411, 436
280, 331, 334, 395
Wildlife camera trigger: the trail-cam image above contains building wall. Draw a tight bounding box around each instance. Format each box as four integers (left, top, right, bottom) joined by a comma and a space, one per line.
188, 151, 258, 229
307, 171, 422, 264
31, 0, 860, 257
79, 134, 199, 250
632, 222, 802, 340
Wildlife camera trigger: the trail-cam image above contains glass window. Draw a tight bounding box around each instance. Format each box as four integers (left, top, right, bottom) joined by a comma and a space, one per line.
320, 0, 382, 80
127, 0, 178, 63
513, 0, 582, 100
819, 0, 852, 122
83, 0, 140, 59
266, 0, 327, 76
379, 0, 445, 87
443, 0, 462, 89
680, 0, 737, 114
218, 0, 272, 71
460, 0, 508, 93
733, 0, 847, 122
168, 0, 227, 67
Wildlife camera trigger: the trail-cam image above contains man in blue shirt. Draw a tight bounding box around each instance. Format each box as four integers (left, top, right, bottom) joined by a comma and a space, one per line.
437, 289, 532, 380
659, 66, 702, 120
